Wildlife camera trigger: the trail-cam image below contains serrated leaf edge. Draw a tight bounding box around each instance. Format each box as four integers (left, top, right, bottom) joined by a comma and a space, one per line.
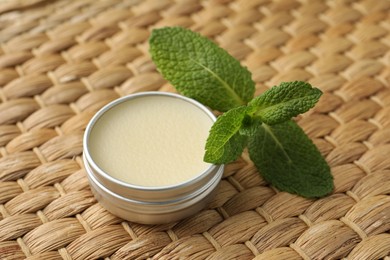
254, 88, 322, 117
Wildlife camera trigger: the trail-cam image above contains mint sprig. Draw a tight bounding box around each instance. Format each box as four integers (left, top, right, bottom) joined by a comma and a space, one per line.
149, 27, 333, 198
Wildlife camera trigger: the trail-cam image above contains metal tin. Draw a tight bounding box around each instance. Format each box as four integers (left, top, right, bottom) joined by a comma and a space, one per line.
83, 92, 224, 224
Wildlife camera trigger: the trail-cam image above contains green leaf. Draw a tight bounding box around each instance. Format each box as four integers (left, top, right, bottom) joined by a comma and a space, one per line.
204, 106, 249, 164
249, 81, 322, 125
247, 120, 333, 198
149, 27, 255, 112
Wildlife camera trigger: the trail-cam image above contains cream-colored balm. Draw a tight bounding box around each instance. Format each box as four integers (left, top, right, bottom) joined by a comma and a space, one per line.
88, 95, 213, 187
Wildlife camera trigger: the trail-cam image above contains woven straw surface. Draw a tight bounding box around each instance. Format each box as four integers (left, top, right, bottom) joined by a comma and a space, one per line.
0, 0, 389, 259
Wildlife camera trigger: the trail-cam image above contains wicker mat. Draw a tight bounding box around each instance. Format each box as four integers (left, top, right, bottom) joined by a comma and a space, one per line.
0, 0, 389, 259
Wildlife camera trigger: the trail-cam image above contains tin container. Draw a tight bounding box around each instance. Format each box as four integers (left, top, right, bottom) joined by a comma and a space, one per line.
83, 92, 224, 224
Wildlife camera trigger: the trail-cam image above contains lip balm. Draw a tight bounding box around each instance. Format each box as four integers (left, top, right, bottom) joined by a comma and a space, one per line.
83, 92, 224, 224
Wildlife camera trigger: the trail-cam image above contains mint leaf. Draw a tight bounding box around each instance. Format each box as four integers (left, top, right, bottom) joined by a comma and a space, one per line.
247, 120, 333, 198
149, 27, 255, 112
249, 81, 322, 125
204, 106, 249, 164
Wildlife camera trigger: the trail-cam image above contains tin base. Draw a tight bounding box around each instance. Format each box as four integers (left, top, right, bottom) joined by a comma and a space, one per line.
85, 158, 223, 224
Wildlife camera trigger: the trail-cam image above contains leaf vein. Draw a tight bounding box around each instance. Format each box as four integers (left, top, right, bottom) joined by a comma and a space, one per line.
262, 124, 293, 163
190, 58, 245, 106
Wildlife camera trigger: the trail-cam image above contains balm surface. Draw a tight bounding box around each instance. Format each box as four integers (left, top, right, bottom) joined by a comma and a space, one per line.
88, 95, 213, 187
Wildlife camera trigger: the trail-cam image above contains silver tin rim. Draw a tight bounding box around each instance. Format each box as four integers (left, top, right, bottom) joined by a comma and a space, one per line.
83, 91, 219, 199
